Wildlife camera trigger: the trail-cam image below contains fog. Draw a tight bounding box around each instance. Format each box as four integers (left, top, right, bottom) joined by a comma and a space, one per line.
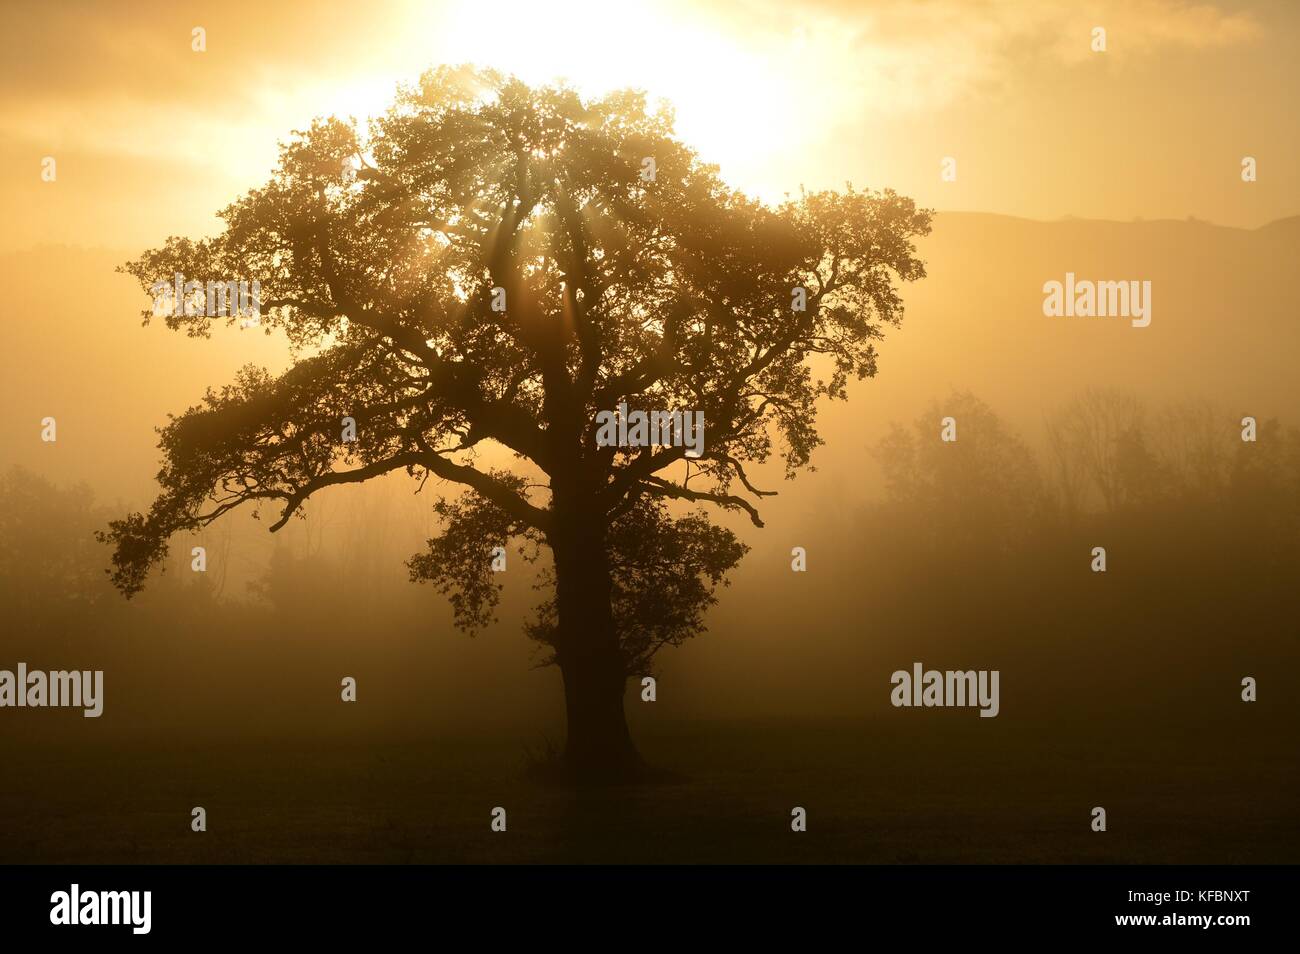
4, 212, 1297, 746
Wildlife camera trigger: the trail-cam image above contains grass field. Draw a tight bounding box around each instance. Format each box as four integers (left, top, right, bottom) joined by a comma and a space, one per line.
1, 714, 1292, 865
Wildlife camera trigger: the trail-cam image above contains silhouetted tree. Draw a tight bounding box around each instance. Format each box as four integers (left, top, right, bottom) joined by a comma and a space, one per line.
1047, 388, 1146, 513
1147, 401, 1234, 502
873, 392, 1042, 553
1, 466, 109, 623
102, 66, 931, 779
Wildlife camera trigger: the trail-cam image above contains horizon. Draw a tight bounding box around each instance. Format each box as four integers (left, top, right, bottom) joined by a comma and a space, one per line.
7, 208, 1298, 259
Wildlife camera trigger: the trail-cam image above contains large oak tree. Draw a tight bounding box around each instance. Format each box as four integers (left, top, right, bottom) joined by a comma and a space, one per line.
104, 66, 931, 779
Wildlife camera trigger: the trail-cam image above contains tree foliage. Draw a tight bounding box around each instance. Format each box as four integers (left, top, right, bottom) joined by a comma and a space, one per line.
103, 65, 932, 673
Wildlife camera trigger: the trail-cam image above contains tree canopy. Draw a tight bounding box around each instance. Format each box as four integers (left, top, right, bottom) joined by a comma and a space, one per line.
105, 65, 932, 677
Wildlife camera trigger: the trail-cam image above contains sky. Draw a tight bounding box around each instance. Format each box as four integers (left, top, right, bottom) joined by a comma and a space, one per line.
1, 0, 1296, 254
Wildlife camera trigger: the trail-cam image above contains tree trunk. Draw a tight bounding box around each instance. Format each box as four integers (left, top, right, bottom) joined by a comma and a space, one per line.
559, 646, 639, 779
549, 507, 642, 781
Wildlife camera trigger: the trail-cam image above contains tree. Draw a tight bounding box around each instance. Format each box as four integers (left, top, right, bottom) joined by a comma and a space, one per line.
873, 392, 1043, 554
102, 66, 931, 779
2, 466, 109, 625
1046, 388, 1147, 514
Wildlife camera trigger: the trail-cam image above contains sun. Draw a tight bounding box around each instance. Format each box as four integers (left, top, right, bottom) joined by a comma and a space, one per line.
260, 0, 804, 206
417, 0, 797, 196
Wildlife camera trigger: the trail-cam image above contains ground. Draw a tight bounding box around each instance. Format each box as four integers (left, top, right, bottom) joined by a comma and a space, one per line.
1, 715, 1292, 864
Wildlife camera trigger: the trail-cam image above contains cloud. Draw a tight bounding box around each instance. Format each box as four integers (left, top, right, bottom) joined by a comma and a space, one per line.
729, 0, 1263, 116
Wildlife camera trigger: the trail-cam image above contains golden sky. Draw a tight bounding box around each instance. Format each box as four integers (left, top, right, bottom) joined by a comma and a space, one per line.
2, 0, 1296, 253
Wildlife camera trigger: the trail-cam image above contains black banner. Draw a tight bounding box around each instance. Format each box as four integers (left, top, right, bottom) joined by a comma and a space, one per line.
0, 864, 1288, 941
